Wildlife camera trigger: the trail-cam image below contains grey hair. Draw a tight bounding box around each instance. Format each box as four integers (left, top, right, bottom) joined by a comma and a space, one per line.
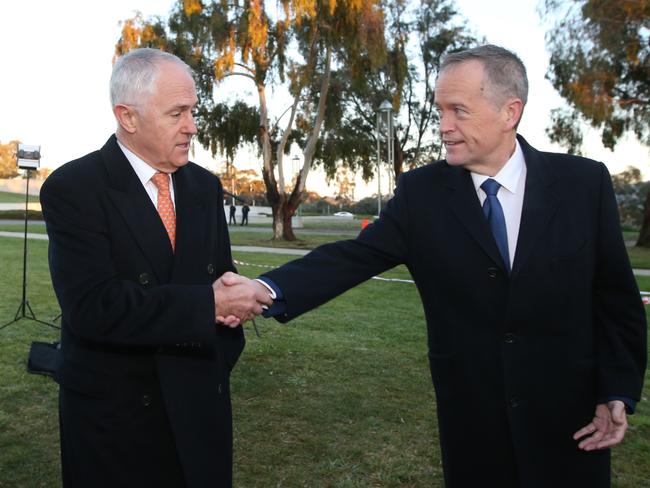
110, 48, 194, 108
440, 45, 528, 107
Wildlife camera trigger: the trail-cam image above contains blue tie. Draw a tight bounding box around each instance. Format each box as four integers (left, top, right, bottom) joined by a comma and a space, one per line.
481, 179, 510, 273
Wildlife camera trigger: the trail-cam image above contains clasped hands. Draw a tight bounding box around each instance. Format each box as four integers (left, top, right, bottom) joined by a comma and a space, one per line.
212, 272, 273, 327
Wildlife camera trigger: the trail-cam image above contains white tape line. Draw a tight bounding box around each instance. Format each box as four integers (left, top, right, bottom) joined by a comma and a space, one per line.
233, 259, 415, 284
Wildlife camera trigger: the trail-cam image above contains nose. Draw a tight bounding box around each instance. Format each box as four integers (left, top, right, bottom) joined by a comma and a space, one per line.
185, 111, 198, 135
438, 111, 454, 135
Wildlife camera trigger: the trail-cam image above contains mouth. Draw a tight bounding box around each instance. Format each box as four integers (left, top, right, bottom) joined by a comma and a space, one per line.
176, 142, 191, 150
443, 140, 464, 147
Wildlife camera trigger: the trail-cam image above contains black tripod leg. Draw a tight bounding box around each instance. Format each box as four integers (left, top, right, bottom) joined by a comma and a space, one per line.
0, 303, 23, 330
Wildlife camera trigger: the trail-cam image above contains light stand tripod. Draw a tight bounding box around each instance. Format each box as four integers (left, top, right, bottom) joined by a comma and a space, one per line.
1, 156, 59, 331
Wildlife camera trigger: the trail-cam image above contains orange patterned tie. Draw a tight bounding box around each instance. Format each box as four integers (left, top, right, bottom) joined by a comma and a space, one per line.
151, 172, 176, 251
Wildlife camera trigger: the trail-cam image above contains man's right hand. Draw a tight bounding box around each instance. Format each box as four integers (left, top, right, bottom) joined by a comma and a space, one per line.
212, 272, 273, 327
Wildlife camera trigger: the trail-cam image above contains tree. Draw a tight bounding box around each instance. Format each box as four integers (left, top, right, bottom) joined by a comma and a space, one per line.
334, 166, 356, 205
218, 167, 268, 205
116, 0, 386, 241
611, 166, 647, 227
542, 0, 650, 246
314, 0, 476, 187
0, 140, 20, 178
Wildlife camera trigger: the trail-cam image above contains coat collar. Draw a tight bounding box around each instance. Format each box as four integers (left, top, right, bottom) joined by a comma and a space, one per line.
510, 134, 559, 276
100, 135, 207, 283
444, 164, 507, 273
442, 134, 559, 278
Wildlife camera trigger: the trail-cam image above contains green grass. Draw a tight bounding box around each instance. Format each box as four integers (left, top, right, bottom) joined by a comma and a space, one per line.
628, 246, 650, 269
0, 223, 47, 234
5, 224, 650, 269
298, 218, 368, 231
1, 237, 649, 487
0, 191, 39, 204
0, 238, 63, 488
230, 231, 359, 249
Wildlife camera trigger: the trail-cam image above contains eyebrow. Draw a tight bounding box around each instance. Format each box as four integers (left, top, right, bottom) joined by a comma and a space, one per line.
166, 104, 195, 113
434, 102, 469, 109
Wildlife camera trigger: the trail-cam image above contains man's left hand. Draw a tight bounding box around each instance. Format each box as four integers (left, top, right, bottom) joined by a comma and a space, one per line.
573, 401, 628, 451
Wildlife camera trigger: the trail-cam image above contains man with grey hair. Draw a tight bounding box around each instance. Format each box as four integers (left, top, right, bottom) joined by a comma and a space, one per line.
41, 48, 270, 487
220, 44, 647, 486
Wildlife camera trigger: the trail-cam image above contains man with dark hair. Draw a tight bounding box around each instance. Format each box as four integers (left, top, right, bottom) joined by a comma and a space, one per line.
221, 44, 647, 487
41, 48, 269, 488
241, 204, 250, 226
229, 203, 236, 225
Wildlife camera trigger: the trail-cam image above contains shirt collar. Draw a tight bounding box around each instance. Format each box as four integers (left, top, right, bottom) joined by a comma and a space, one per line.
116, 137, 159, 186
471, 139, 525, 194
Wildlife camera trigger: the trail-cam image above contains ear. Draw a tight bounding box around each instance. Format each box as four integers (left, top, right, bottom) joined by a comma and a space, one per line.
113, 104, 138, 134
502, 98, 524, 131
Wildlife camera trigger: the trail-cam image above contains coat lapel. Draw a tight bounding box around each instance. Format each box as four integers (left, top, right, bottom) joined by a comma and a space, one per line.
445, 165, 508, 273
170, 166, 208, 283
510, 135, 560, 277
101, 135, 174, 283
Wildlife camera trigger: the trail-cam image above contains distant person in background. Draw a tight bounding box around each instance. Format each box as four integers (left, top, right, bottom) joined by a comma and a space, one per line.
229, 203, 236, 225
220, 44, 647, 488
241, 204, 250, 226
40, 47, 269, 488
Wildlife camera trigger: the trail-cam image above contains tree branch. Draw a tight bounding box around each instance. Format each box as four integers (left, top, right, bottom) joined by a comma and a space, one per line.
223, 71, 256, 81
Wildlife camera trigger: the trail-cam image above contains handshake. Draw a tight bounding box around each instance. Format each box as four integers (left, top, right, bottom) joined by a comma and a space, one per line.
212, 272, 274, 327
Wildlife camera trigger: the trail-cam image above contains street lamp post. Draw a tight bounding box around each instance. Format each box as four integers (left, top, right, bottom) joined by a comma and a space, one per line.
376, 100, 393, 216
291, 155, 302, 220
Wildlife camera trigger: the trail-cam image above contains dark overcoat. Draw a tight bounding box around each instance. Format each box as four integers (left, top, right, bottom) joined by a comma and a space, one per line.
41, 135, 244, 488
262, 136, 647, 487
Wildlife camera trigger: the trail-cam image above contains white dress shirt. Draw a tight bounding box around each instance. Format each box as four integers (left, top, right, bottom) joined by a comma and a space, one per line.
116, 139, 176, 210
470, 140, 527, 267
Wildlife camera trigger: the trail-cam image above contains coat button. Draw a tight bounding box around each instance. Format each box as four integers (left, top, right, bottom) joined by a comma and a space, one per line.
509, 396, 520, 408
207, 263, 215, 275
142, 394, 152, 407
217, 383, 222, 394
138, 273, 150, 285
487, 267, 498, 278
504, 333, 515, 344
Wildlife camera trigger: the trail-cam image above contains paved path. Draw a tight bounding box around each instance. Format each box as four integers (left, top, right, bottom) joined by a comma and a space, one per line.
2, 230, 650, 276
0, 231, 313, 254
0, 219, 46, 225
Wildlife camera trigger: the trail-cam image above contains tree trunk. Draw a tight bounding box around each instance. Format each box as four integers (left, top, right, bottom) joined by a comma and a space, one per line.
280, 201, 297, 241
636, 188, 650, 247
261, 43, 331, 242
269, 194, 298, 241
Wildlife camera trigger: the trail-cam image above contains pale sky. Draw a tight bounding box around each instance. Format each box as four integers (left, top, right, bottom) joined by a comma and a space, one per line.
1, 0, 648, 199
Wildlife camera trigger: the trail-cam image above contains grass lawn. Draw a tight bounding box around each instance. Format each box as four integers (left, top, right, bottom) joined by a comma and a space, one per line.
230, 230, 359, 249
298, 218, 368, 231
1, 237, 649, 487
4, 224, 650, 269
0, 223, 47, 234
0, 191, 39, 204
627, 246, 650, 269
